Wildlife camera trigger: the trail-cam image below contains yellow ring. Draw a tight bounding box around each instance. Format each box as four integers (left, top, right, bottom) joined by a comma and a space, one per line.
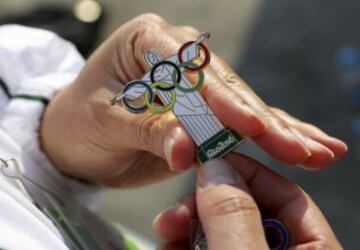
144, 82, 176, 113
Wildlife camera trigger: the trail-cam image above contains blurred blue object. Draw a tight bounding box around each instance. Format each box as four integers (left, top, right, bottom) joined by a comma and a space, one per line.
352, 116, 360, 135
336, 45, 360, 70
335, 45, 360, 108
349, 91, 360, 107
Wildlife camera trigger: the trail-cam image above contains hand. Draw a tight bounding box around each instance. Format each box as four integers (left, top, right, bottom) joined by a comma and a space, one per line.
41, 13, 347, 186
154, 154, 342, 250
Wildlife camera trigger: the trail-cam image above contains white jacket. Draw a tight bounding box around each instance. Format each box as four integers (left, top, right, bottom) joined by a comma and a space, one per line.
0, 25, 154, 250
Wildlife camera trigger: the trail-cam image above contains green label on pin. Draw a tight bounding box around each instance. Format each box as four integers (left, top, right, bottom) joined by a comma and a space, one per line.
196, 129, 244, 164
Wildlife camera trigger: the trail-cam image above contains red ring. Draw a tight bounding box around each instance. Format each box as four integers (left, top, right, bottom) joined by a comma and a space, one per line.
178, 41, 210, 72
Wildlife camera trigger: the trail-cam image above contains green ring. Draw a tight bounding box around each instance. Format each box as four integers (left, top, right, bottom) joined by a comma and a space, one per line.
144, 82, 176, 114
172, 61, 204, 93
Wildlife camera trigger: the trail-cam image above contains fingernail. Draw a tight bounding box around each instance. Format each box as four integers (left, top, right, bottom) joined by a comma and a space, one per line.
163, 135, 175, 167
198, 159, 237, 188
311, 139, 335, 158
152, 206, 175, 229
329, 137, 348, 151
297, 164, 320, 171
152, 203, 185, 229
152, 211, 163, 229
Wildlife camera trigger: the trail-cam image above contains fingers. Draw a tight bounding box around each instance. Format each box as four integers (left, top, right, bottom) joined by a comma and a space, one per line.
206, 54, 311, 163
84, 21, 222, 183
154, 154, 341, 248
153, 193, 196, 241
224, 153, 341, 247
122, 14, 185, 73
141, 20, 326, 166
118, 17, 266, 158
202, 68, 311, 164
112, 13, 346, 170
177, 25, 201, 37
207, 53, 347, 167
196, 159, 268, 250
107, 15, 196, 171
122, 111, 195, 171
154, 159, 267, 248
87, 89, 195, 173
271, 107, 348, 161
122, 14, 267, 137
172, 26, 268, 136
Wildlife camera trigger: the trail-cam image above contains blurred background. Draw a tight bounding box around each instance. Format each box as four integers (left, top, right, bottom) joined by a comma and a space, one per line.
0, 0, 358, 248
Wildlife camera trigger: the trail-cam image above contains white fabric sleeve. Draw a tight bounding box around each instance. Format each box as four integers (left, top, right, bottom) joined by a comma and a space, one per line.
0, 24, 101, 207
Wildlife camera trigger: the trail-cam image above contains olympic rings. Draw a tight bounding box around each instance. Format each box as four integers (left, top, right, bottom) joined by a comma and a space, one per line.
122, 81, 154, 113
178, 42, 211, 72
172, 61, 205, 93
262, 219, 289, 250
150, 61, 181, 91
118, 40, 211, 114
144, 82, 176, 113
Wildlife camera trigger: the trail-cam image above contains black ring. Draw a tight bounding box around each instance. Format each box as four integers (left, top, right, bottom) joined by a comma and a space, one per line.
122, 81, 153, 113
150, 61, 181, 91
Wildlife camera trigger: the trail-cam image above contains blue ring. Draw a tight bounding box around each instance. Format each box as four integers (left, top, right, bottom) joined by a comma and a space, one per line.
262, 219, 289, 250
122, 81, 153, 113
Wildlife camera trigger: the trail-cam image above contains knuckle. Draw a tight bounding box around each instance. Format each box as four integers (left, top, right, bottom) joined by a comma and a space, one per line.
310, 240, 337, 250
217, 72, 249, 103
270, 106, 289, 117
137, 13, 167, 27
215, 71, 248, 99
181, 25, 200, 36
204, 185, 259, 217
131, 15, 167, 57
222, 72, 244, 91
270, 106, 283, 114
136, 113, 161, 150
269, 108, 293, 130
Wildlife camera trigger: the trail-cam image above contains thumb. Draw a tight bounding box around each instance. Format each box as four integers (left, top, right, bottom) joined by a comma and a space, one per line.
125, 111, 195, 171
196, 158, 268, 250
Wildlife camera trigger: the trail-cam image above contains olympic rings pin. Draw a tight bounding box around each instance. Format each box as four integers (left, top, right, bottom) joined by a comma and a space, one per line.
111, 38, 210, 114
